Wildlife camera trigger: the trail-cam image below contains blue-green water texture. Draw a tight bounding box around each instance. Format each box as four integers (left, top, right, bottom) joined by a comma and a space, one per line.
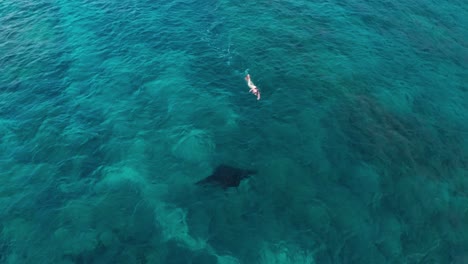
1, 0, 467, 263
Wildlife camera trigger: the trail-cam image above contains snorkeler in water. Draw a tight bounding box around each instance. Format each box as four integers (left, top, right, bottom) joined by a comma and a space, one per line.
245, 74, 260, 100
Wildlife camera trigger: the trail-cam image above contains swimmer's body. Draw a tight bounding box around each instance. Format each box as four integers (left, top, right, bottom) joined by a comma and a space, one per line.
245, 74, 260, 100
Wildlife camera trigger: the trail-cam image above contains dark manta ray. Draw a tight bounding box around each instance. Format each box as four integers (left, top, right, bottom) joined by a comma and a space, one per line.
196, 164, 256, 189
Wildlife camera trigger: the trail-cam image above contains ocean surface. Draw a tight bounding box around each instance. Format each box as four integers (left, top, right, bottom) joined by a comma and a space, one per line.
1, 0, 467, 263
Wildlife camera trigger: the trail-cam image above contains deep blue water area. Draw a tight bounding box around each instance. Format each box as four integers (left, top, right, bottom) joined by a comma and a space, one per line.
1, 0, 467, 263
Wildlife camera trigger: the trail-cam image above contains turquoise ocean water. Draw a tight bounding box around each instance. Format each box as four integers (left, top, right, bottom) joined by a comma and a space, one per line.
1, 0, 467, 263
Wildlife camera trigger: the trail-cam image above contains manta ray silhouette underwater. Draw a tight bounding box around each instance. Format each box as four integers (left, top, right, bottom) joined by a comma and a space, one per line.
196, 164, 257, 189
